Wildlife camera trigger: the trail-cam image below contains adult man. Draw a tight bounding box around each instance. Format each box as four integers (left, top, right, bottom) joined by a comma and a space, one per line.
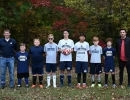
116, 29, 130, 88
58, 30, 74, 87
0, 29, 17, 89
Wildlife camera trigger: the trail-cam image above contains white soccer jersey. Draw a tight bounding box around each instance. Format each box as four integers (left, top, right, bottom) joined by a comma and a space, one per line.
74, 41, 89, 62
89, 45, 102, 63
44, 42, 58, 63
58, 39, 74, 61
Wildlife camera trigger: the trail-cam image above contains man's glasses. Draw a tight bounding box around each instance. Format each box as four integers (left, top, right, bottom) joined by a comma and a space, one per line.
48, 38, 53, 40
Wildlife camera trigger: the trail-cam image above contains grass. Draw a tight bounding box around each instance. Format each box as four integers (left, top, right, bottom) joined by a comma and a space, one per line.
0, 67, 130, 100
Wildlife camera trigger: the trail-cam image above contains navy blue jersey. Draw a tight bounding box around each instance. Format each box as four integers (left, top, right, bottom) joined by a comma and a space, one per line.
16, 52, 30, 73
103, 47, 115, 67
29, 46, 44, 67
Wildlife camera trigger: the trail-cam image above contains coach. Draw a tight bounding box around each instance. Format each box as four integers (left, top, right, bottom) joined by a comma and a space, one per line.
0, 29, 17, 89
116, 29, 130, 88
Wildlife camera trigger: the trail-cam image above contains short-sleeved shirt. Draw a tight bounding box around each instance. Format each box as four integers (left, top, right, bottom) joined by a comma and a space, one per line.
58, 39, 74, 61
16, 51, 30, 73
29, 46, 44, 67
74, 41, 89, 62
89, 45, 102, 63
44, 42, 58, 63
103, 47, 115, 67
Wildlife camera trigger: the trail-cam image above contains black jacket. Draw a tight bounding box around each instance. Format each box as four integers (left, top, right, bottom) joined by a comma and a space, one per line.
116, 37, 130, 60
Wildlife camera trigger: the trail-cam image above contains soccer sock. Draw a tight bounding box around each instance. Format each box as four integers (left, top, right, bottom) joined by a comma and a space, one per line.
91, 75, 95, 84
60, 74, 64, 85
39, 76, 43, 85
24, 77, 28, 85
67, 74, 72, 84
18, 78, 21, 85
77, 73, 81, 83
105, 74, 108, 84
112, 74, 115, 84
52, 74, 56, 87
32, 76, 37, 85
83, 73, 86, 84
98, 75, 101, 84
47, 74, 51, 86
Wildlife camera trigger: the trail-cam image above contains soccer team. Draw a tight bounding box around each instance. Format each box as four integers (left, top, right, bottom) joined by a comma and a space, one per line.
0, 29, 130, 89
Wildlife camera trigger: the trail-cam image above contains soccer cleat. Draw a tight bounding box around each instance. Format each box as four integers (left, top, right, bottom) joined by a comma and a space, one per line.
120, 85, 125, 89
112, 84, 116, 88
82, 84, 87, 88
76, 84, 81, 89
46, 85, 50, 88
98, 84, 102, 88
39, 85, 43, 88
104, 84, 108, 87
31, 85, 36, 88
68, 83, 74, 88
17, 85, 21, 88
91, 84, 95, 88
26, 84, 29, 87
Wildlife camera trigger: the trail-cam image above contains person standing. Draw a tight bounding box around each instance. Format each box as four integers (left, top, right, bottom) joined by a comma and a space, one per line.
0, 29, 17, 89
116, 29, 130, 88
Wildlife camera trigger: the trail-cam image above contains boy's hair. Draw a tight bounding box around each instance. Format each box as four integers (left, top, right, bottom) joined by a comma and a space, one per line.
34, 38, 40, 42
48, 34, 54, 38
106, 38, 113, 43
92, 36, 99, 41
120, 28, 126, 32
4, 29, 10, 33
20, 43, 26, 47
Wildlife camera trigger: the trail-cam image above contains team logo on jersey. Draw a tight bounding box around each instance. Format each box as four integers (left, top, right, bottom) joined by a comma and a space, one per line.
92, 49, 99, 53
18, 56, 27, 61
106, 51, 112, 56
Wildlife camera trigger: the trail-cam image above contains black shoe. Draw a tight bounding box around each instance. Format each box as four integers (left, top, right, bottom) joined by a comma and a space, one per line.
128, 85, 130, 88
58, 83, 63, 88
0, 85, 5, 89
68, 83, 74, 88
10, 86, 14, 89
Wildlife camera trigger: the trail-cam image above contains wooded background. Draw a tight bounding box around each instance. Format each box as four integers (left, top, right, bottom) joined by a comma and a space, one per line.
0, 0, 130, 48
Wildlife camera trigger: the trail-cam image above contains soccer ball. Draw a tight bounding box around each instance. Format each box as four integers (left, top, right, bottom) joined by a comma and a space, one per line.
63, 49, 70, 55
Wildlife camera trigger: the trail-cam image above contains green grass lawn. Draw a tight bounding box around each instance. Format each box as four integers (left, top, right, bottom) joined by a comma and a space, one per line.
0, 67, 130, 100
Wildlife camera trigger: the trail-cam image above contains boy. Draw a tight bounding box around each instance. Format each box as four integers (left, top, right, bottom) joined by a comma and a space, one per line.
103, 38, 116, 88
44, 34, 58, 88
89, 36, 102, 88
29, 39, 44, 88
16, 43, 29, 87
74, 33, 89, 88
58, 30, 74, 87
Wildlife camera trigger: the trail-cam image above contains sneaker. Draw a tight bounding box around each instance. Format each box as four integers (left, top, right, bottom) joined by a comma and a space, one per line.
31, 85, 36, 88
68, 83, 74, 88
46, 85, 50, 88
58, 83, 63, 88
112, 84, 116, 88
91, 84, 95, 88
82, 84, 87, 88
39, 85, 43, 88
76, 84, 81, 89
98, 84, 102, 88
104, 84, 108, 88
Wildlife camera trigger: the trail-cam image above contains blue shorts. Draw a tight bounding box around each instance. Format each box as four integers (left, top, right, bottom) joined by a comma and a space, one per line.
32, 67, 43, 74
75, 61, 88, 73
104, 67, 115, 73
46, 63, 57, 72
60, 61, 72, 71
90, 63, 102, 74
